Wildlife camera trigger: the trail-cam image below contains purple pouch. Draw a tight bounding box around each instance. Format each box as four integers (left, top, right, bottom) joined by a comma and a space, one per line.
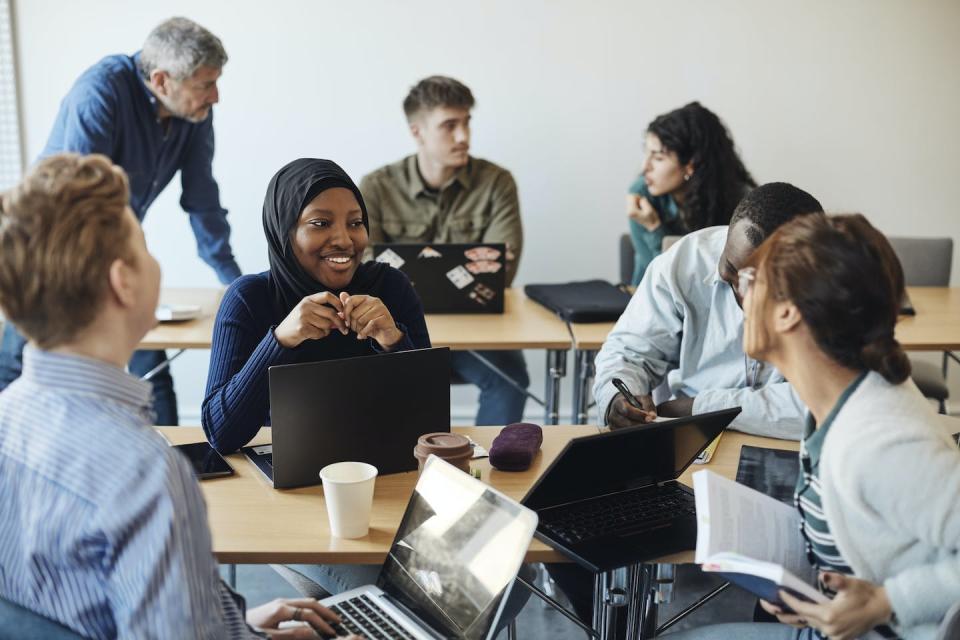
489, 423, 543, 471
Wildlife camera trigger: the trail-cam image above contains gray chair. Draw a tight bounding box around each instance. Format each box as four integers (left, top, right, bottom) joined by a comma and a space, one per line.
662, 234, 682, 252
619, 233, 633, 284
889, 236, 954, 414
0, 597, 83, 639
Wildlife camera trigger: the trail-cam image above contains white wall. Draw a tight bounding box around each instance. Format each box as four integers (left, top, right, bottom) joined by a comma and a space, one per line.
13, 0, 960, 422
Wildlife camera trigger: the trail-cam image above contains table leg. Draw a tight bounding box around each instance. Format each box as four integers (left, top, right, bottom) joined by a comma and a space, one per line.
573, 349, 597, 424
572, 350, 583, 424
141, 348, 186, 380
226, 563, 237, 589
633, 564, 659, 640
592, 563, 664, 640
545, 349, 566, 425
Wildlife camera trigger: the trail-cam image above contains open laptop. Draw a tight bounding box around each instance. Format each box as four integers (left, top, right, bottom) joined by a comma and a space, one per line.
373, 243, 506, 314
243, 348, 450, 489
315, 455, 538, 640
522, 408, 741, 572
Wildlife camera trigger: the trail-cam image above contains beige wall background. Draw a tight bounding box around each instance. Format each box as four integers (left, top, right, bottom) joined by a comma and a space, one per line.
13, 0, 960, 421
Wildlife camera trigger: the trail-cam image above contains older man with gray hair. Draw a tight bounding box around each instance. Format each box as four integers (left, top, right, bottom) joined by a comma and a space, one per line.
0, 17, 240, 425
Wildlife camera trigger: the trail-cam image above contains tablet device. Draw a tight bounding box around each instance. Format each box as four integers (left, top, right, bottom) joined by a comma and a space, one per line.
174, 442, 234, 480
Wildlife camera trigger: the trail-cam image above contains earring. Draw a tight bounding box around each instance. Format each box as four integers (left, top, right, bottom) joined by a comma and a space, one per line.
684, 173, 692, 182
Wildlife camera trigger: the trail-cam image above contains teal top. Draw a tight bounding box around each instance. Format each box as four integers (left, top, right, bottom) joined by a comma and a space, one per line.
795, 370, 898, 639
626, 175, 682, 285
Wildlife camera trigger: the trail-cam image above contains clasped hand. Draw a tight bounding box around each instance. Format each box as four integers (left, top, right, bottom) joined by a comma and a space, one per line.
275, 291, 403, 350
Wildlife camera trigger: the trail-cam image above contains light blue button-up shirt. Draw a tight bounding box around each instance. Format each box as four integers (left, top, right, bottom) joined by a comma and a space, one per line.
593, 225, 805, 439
0, 347, 262, 638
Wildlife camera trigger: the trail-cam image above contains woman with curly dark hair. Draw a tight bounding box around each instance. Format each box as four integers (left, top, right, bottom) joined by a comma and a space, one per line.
626, 101, 755, 284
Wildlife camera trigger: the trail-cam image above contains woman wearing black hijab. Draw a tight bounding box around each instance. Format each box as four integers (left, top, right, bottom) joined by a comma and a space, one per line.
202, 159, 431, 454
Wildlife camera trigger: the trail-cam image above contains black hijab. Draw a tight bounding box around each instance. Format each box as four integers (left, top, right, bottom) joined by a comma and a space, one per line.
262, 158, 388, 314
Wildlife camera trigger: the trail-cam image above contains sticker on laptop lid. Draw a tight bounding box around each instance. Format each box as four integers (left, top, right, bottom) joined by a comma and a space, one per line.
418, 246, 442, 259
472, 283, 496, 300
464, 246, 502, 262
375, 248, 405, 269
446, 265, 475, 289
465, 260, 502, 274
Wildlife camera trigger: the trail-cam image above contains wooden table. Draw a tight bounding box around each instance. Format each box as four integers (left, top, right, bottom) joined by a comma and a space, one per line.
141, 288, 224, 350
135, 288, 224, 380
161, 425, 593, 564
161, 425, 797, 640
568, 286, 960, 424
142, 288, 573, 424
895, 287, 960, 350
159, 426, 796, 566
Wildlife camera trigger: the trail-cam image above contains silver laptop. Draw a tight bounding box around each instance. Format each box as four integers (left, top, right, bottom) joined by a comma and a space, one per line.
319, 455, 538, 639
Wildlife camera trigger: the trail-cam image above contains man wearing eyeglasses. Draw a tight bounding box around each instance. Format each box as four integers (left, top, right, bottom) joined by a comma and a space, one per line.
593, 182, 825, 438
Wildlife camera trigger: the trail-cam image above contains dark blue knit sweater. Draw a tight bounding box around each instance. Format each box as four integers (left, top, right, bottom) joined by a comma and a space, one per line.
201, 268, 430, 452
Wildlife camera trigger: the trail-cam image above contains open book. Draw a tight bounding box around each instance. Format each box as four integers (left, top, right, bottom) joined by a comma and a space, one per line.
695, 469, 888, 637
693, 469, 821, 609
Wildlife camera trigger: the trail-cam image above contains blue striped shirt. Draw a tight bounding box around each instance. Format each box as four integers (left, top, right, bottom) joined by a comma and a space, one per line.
0, 347, 263, 638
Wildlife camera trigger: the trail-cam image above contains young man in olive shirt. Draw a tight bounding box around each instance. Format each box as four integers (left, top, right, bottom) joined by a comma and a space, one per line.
360, 76, 528, 425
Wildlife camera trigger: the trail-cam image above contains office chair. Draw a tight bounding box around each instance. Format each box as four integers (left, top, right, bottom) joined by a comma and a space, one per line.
889, 236, 954, 414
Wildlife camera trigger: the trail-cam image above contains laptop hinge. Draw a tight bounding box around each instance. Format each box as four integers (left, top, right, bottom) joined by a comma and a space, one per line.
541, 482, 663, 512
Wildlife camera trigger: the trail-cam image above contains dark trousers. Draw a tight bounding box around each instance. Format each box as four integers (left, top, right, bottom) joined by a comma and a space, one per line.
450, 350, 530, 425
0, 323, 178, 425
545, 563, 595, 625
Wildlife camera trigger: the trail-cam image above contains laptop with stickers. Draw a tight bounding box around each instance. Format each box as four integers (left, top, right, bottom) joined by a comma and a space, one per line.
373, 243, 506, 314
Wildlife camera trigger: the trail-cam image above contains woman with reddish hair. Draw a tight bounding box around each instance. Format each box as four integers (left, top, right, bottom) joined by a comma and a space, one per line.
671, 214, 960, 639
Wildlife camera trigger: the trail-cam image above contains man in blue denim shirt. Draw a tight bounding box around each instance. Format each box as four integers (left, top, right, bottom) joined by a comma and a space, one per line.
0, 17, 241, 424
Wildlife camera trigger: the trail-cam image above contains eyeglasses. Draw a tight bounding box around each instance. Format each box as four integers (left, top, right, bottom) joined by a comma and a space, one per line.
737, 267, 756, 298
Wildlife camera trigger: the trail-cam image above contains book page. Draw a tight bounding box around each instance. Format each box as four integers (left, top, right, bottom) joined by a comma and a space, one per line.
694, 470, 813, 581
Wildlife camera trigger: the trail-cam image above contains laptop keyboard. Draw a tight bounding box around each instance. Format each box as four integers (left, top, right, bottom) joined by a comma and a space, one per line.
327, 594, 416, 640
540, 484, 695, 545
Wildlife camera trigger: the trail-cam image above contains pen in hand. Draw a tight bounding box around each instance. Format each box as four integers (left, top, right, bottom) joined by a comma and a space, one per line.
612, 378, 644, 410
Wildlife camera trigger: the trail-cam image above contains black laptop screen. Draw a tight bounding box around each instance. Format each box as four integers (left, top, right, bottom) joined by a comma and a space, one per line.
377, 457, 537, 639
522, 409, 740, 511
373, 243, 506, 314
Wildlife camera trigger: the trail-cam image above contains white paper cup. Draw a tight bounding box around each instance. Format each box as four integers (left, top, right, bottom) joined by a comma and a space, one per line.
319, 461, 378, 539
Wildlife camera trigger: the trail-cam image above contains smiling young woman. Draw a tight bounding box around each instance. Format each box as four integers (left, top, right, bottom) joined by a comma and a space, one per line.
201, 158, 431, 455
